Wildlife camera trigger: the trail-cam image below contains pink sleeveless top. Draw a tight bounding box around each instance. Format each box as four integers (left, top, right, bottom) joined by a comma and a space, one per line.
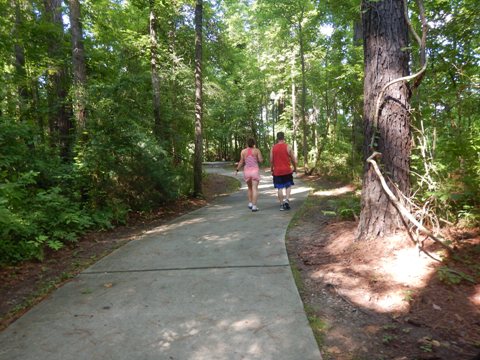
243, 148, 260, 181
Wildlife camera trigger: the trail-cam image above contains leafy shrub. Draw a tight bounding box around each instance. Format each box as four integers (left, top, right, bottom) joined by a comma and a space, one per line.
315, 139, 361, 180
0, 105, 189, 264
411, 122, 480, 227
0, 69, 194, 265
75, 98, 182, 212
0, 170, 93, 263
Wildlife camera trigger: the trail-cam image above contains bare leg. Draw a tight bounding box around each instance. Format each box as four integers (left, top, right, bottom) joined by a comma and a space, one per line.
277, 188, 284, 204
285, 186, 292, 201
247, 179, 253, 203
251, 180, 259, 206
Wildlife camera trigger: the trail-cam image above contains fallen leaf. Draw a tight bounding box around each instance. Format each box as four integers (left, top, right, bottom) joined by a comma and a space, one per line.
432, 340, 441, 347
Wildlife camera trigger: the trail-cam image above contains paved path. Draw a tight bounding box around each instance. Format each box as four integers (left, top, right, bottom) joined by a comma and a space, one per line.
0, 164, 321, 360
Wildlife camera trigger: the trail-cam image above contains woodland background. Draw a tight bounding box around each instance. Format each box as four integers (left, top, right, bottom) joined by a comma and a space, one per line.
0, 0, 479, 264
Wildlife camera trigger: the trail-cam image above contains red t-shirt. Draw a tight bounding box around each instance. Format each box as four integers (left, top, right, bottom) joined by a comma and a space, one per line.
272, 143, 292, 176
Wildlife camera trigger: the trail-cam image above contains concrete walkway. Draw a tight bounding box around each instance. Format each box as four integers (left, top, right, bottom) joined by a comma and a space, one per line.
0, 164, 322, 360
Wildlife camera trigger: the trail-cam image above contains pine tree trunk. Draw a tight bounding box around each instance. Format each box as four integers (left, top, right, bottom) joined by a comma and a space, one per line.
169, 18, 180, 164
13, 0, 30, 122
43, 0, 72, 159
298, 20, 308, 173
149, 0, 162, 142
291, 49, 298, 160
193, 0, 203, 197
357, 0, 411, 239
69, 0, 87, 132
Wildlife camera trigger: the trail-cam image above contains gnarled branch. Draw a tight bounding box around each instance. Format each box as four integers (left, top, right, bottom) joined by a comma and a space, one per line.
366, 152, 453, 253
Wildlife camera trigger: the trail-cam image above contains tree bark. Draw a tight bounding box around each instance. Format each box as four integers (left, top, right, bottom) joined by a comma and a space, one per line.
169, 17, 180, 164
357, 0, 411, 240
13, 0, 30, 122
298, 19, 308, 173
291, 49, 298, 160
43, 0, 72, 159
149, 0, 162, 142
193, 0, 203, 197
69, 0, 87, 132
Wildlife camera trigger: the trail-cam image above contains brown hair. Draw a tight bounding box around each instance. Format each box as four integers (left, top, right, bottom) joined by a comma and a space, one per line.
276, 132, 285, 141
247, 138, 256, 148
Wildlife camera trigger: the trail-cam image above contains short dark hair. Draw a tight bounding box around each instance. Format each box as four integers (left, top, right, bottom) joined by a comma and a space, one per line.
276, 132, 285, 141
247, 138, 256, 147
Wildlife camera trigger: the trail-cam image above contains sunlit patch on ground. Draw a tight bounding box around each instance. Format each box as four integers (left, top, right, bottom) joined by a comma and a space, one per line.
379, 247, 436, 287
311, 233, 438, 313
286, 176, 480, 358
470, 285, 480, 306
312, 185, 356, 197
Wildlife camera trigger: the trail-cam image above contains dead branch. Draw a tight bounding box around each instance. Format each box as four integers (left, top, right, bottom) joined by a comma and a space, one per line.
414, 0, 428, 88
369, 0, 428, 149
366, 152, 453, 253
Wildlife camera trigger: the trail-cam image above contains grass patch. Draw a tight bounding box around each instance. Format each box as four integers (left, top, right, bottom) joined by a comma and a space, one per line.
1, 272, 74, 330
289, 258, 328, 352
304, 304, 329, 348
287, 189, 315, 230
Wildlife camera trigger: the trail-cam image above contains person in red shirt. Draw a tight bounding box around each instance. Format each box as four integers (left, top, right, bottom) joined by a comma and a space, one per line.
270, 132, 297, 211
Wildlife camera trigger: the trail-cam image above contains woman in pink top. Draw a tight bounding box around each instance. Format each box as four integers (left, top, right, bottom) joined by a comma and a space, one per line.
236, 138, 263, 212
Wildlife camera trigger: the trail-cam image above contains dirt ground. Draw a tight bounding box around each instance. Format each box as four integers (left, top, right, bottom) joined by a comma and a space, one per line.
1, 173, 479, 360
286, 176, 480, 360
0, 173, 239, 331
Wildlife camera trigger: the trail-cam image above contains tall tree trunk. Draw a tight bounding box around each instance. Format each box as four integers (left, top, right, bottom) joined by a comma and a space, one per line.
250, 115, 258, 143
292, 80, 298, 160
149, 0, 162, 142
272, 100, 275, 145
298, 19, 308, 173
69, 0, 87, 132
357, 0, 411, 239
43, 0, 72, 159
263, 100, 269, 151
169, 17, 180, 164
332, 95, 338, 143
193, 0, 203, 197
353, 17, 363, 46
13, 0, 30, 122
315, 108, 330, 167
291, 48, 298, 160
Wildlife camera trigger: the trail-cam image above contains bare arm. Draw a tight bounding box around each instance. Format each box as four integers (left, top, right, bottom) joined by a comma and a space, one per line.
287, 145, 297, 172
236, 150, 245, 171
256, 149, 263, 163
270, 147, 274, 172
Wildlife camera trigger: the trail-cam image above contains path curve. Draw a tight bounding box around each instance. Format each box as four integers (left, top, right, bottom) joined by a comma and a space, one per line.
0, 163, 321, 360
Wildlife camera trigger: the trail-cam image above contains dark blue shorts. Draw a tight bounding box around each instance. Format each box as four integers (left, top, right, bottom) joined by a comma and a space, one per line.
273, 173, 294, 189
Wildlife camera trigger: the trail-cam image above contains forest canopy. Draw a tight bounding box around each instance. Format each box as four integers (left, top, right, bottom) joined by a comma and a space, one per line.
1, 0, 479, 264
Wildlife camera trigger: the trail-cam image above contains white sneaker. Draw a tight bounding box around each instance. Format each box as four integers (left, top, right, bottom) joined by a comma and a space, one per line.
248, 202, 253, 209
252, 206, 258, 212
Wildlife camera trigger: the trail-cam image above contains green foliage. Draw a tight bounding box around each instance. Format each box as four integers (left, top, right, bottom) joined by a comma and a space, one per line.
411, 121, 480, 226
437, 266, 476, 285
1, 0, 478, 264
0, 172, 93, 263
0, 122, 93, 263
77, 98, 179, 211
408, 0, 480, 226
0, 108, 186, 264
316, 139, 361, 181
